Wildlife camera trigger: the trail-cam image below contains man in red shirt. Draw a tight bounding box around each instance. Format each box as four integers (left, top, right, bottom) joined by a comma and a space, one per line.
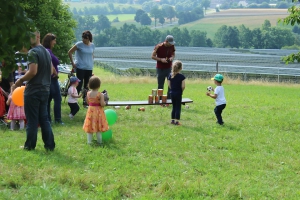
151, 35, 176, 99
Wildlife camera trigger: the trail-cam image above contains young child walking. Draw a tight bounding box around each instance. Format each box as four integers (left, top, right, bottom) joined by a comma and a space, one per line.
68, 77, 82, 119
83, 76, 109, 145
167, 60, 185, 125
6, 86, 26, 130
206, 74, 227, 125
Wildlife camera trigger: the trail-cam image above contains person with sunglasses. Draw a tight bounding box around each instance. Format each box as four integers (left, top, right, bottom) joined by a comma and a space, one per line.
68, 30, 95, 107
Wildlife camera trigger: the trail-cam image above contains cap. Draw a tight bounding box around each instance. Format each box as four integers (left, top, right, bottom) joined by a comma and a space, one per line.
166, 35, 175, 45
211, 74, 224, 82
70, 76, 81, 84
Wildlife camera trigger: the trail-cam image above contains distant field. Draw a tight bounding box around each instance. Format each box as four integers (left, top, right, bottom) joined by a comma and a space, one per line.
66, 5, 293, 40
65, 2, 141, 10
164, 9, 291, 39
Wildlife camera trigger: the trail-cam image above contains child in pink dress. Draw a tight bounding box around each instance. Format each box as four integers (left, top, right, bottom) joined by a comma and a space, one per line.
83, 76, 109, 145
6, 86, 26, 130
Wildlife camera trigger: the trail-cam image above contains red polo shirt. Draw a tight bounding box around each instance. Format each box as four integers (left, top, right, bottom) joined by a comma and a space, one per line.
153, 42, 176, 69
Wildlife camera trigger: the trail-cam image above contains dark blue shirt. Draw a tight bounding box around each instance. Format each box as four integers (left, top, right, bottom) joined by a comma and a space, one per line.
167, 73, 185, 95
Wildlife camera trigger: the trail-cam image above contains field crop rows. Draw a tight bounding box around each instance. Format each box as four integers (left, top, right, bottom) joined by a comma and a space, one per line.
94, 47, 300, 76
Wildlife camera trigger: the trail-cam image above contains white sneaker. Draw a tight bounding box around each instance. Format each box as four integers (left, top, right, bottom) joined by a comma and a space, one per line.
69, 114, 74, 119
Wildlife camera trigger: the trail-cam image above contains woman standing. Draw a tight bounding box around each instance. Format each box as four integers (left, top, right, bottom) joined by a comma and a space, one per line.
68, 31, 95, 107
42, 33, 64, 125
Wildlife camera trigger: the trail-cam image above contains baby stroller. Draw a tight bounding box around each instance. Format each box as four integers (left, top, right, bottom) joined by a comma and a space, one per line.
60, 70, 76, 102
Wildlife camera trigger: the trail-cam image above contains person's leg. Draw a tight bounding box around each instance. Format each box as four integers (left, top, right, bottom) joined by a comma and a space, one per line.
174, 94, 182, 121
10, 120, 16, 130
82, 70, 93, 106
76, 68, 85, 94
171, 94, 176, 122
157, 68, 171, 99
52, 79, 62, 123
68, 103, 80, 116
87, 133, 93, 144
214, 104, 226, 125
19, 119, 25, 130
47, 80, 55, 122
24, 94, 40, 150
38, 91, 55, 151
96, 132, 102, 144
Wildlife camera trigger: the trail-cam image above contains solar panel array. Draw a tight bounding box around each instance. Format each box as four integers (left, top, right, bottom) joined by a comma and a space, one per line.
94, 47, 300, 76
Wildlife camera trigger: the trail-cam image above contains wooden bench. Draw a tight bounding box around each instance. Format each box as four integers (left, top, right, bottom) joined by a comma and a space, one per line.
106, 98, 193, 106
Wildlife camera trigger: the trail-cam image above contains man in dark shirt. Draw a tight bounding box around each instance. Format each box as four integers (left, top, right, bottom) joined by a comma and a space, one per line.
13, 31, 55, 151
151, 35, 176, 99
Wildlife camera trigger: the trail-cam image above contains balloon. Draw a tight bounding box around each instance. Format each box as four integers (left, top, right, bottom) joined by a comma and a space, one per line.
12, 86, 25, 106
105, 109, 117, 126
102, 129, 112, 141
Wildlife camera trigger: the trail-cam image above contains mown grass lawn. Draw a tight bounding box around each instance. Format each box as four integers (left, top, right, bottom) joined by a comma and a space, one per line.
1, 67, 300, 199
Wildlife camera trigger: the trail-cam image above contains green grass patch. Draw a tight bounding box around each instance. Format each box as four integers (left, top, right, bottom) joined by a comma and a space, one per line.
1, 67, 300, 199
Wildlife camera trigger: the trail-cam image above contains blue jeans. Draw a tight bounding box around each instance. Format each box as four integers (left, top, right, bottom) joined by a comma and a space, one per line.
171, 93, 182, 120
214, 104, 226, 125
47, 78, 62, 122
157, 68, 171, 99
24, 91, 55, 150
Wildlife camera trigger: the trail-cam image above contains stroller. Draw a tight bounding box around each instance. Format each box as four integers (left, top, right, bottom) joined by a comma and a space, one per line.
59, 72, 109, 105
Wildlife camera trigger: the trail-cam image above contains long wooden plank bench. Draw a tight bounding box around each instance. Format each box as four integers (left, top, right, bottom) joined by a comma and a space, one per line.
106, 98, 193, 106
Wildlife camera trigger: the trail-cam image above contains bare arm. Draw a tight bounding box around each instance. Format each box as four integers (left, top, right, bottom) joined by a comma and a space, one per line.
100, 93, 106, 107
68, 45, 77, 69
181, 79, 185, 92
206, 92, 217, 99
169, 51, 176, 62
151, 48, 168, 63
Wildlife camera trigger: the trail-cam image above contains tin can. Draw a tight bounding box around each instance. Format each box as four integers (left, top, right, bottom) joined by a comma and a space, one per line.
162, 95, 167, 103
148, 95, 153, 104
155, 95, 159, 103
152, 89, 157, 97
157, 89, 163, 96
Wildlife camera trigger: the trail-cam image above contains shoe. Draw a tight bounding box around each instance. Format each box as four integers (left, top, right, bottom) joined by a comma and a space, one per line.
175, 121, 181, 126
69, 114, 74, 119
24, 146, 35, 151
171, 120, 175, 125
55, 120, 65, 125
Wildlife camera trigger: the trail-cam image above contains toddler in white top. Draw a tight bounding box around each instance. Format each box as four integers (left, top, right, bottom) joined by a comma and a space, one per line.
68, 77, 82, 119
206, 74, 227, 125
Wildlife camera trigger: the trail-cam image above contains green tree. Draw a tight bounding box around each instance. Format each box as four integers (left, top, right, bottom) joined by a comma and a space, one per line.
162, 5, 176, 23
159, 16, 165, 27
150, 6, 162, 27
140, 13, 152, 26
214, 25, 228, 47
262, 19, 271, 31
21, 0, 76, 63
134, 9, 145, 23
252, 28, 264, 49
95, 15, 111, 32
190, 30, 208, 47
201, 0, 211, 15
0, 0, 35, 77
239, 24, 253, 49
278, 0, 300, 63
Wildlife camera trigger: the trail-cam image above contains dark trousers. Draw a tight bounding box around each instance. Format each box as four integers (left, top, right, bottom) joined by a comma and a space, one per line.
68, 102, 80, 116
76, 68, 93, 94
214, 104, 226, 125
157, 68, 171, 99
24, 91, 55, 150
171, 93, 182, 120
47, 78, 62, 122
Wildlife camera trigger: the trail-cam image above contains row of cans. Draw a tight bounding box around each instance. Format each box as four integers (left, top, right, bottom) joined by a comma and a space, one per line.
149, 89, 167, 104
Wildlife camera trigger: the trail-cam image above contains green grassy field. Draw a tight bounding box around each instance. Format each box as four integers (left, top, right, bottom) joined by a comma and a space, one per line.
1, 67, 300, 199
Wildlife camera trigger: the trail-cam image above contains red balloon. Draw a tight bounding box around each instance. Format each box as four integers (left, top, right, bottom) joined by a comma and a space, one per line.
12, 86, 25, 106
